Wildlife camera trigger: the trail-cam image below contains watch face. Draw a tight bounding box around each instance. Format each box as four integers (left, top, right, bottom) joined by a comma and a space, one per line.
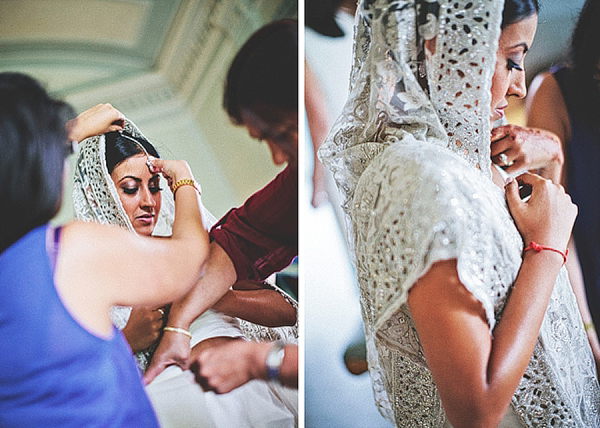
266, 341, 286, 382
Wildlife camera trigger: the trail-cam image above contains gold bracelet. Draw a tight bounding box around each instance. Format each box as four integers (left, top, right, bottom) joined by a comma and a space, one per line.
172, 178, 202, 197
584, 322, 596, 333
163, 326, 192, 338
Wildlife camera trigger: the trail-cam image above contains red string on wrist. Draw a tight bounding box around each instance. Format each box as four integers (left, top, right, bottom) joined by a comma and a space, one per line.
523, 241, 568, 266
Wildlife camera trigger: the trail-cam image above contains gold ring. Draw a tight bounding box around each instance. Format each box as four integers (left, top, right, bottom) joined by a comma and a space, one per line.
157, 308, 165, 317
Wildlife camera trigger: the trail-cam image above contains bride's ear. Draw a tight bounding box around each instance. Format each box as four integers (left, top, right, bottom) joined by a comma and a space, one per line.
425, 38, 436, 56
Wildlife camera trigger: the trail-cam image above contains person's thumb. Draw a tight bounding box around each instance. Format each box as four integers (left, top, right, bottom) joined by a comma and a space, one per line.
504, 176, 522, 213
144, 360, 168, 385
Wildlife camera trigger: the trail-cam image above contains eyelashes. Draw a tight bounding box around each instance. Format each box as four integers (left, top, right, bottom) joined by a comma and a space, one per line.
122, 186, 163, 195
507, 58, 523, 72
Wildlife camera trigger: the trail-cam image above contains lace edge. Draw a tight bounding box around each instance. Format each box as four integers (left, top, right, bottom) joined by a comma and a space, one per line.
372, 230, 496, 334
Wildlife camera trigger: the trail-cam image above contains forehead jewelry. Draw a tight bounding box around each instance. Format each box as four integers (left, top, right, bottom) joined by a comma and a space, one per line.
120, 133, 153, 169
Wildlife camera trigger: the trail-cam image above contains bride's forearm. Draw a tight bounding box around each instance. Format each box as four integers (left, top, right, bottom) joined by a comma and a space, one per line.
482, 251, 563, 406
167, 241, 237, 329
409, 254, 563, 428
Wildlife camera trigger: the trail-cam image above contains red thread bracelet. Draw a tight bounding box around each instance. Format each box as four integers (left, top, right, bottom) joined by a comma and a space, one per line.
523, 241, 568, 265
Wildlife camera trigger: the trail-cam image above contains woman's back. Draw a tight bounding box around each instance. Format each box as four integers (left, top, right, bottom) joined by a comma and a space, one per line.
0, 225, 159, 427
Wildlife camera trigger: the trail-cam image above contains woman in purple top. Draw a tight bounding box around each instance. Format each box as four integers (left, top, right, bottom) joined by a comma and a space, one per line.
0, 72, 209, 426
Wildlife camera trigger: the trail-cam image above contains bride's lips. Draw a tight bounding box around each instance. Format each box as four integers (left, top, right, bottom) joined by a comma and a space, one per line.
135, 213, 155, 225
494, 104, 507, 119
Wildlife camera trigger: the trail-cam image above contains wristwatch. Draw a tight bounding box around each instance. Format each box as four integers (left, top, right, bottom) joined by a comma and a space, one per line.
266, 340, 286, 384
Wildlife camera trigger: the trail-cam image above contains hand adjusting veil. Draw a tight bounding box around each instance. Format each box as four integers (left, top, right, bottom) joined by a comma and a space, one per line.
73, 119, 202, 238
73, 120, 297, 369
320, 0, 600, 426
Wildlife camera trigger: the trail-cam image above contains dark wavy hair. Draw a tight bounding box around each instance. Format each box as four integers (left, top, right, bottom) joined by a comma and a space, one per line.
104, 131, 160, 174
223, 19, 298, 126
0, 72, 75, 253
305, 0, 346, 37
502, 0, 539, 28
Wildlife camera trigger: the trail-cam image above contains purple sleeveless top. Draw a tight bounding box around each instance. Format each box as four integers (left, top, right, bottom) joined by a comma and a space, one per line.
0, 224, 159, 427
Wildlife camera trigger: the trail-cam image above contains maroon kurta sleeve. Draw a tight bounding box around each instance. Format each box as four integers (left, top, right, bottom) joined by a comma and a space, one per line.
210, 165, 298, 281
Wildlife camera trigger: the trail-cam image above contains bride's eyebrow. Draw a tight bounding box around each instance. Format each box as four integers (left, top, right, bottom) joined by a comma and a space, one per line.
117, 175, 142, 184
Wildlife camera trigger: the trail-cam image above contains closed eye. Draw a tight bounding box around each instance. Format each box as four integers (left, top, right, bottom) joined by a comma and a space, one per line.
123, 187, 138, 195
507, 58, 523, 72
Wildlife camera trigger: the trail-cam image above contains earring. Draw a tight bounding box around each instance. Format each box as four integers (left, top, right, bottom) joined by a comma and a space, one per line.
418, 61, 427, 79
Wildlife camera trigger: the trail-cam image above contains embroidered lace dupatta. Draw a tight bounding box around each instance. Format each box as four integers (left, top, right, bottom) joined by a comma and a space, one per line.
320, 0, 500, 209
320, 0, 600, 426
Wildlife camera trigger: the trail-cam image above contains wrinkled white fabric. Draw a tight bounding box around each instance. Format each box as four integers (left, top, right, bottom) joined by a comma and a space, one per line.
319, 0, 600, 426
147, 310, 296, 428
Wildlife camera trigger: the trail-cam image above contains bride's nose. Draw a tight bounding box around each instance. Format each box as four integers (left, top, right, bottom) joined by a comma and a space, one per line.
508, 70, 527, 99
140, 186, 156, 208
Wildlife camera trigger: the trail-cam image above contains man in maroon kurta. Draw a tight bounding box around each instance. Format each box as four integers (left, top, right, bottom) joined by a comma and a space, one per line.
210, 164, 297, 282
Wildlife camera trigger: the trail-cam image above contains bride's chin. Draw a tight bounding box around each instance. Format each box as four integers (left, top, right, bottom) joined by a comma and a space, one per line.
134, 224, 154, 237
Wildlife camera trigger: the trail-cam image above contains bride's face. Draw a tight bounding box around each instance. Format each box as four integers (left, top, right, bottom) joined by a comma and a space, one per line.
490, 14, 538, 122
110, 154, 162, 236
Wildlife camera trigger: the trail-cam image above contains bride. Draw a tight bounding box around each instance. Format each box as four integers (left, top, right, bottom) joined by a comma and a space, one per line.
320, 0, 600, 426
73, 117, 297, 427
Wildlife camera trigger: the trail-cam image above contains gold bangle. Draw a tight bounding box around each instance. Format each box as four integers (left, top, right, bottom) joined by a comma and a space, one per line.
163, 326, 192, 338
584, 322, 596, 333
172, 179, 202, 197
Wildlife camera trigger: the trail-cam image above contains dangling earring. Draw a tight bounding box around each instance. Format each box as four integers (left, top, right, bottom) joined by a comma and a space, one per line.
418, 60, 427, 79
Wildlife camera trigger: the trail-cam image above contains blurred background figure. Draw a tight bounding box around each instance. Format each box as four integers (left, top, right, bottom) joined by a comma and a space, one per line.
526, 0, 600, 366
144, 19, 300, 424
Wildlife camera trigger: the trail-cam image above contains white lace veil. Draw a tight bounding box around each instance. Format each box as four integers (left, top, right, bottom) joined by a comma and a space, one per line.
318, 3, 600, 426
73, 119, 215, 237
318, 0, 505, 422
319, 0, 503, 216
